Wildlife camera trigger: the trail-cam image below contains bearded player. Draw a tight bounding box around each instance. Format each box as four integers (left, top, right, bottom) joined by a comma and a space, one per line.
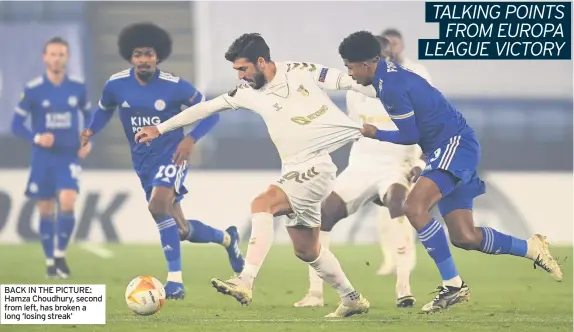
136, 33, 376, 318
81, 23, 245, 300
294, 35, 425, 309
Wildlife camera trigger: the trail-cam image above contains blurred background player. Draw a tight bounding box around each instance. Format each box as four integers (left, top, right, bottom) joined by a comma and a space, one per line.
10, 37, 92, 279
136, 33, 373, 318
80, 23, 245, 299
294, 35, 425, 309
375, 29, 432, 276
380, 28, 432, 84
339, 31, 563, 313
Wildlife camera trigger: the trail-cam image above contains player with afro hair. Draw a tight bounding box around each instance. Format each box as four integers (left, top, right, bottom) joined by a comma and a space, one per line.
118, 22, 173, 82
338, 31, 383, 87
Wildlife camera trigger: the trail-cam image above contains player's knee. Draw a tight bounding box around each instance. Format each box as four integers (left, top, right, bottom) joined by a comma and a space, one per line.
450, 228, 482, 251
402, 199, 426, 221
251, 192, 285, 215
148, 197, 172, 218
385, 185, 408, 218
37, 200, 56, 218
386, 198, 406, 219
58, 190, 77, 212
320, 193, 346, 232
176, 221, 190, 241
319, 221, 334, 232
58, 203, 75, 214
320, 209, 336, 232
293, 243, 320, 262
250, 196, 270, 214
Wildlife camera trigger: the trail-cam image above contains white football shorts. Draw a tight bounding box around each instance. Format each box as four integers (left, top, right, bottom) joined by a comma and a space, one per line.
334, 163, 411, 215
275, 154, 337, 228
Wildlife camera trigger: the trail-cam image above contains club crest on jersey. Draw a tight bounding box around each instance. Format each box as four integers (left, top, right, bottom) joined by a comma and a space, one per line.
41, 100, 50, 108
68, 96, 78, 107
154, 99, 166, 111
297, 85, 309, 97
318, 68, 328, 82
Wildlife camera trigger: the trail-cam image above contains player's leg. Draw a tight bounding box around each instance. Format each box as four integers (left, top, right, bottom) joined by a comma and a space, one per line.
375, 206, 395, 276
147, 185, 185, 299
381, 183, 416, 308
440, 178, 563, 281
294, 191, 346, 307
55, 189, 77, 279
402, 170, 470, 313
210, 184, 291, 305
288, 159, 368, 317
295, 171, 378, 308
288, 224, 369, 318
172, 202, 245, 273
53, 159, 82, 279
26, 162, 58, 278
37, 199, 57, 278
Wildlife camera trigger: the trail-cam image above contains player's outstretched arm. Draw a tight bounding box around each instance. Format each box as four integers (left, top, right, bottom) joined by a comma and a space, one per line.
135, 95, 232, 144
361, 89, 420, 145
180, 87, 221, 143
83, 105, 114, 142
82, 80, 118, 146
284, 61, 376, 97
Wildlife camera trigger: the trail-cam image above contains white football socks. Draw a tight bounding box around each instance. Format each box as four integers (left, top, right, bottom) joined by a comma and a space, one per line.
308, 231, 331, 295
378, 207, 396, 270
443, 276, 464, 288
239, 212, 274, 289
393, 215, 415, 298
54, 249, 66, 259
308, 246, 356, 303
167, 271, 183, 283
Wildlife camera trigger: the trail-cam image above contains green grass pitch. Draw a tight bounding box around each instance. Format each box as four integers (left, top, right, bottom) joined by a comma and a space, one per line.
0, 244, 571, 332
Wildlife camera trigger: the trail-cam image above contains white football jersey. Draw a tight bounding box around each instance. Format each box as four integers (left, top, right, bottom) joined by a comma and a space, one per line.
344, 59, 428, 171
346, 91, 421, 170
402, 58, 433, 85
157, 61, 377, 165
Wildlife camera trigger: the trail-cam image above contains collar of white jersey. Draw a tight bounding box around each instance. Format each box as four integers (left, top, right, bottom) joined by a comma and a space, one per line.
261, 62, 288, 94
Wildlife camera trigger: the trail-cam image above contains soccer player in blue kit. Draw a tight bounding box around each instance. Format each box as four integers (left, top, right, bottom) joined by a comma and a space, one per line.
337, 31, 563, 313
11, 37, 92, 279
81, 23, 245, 299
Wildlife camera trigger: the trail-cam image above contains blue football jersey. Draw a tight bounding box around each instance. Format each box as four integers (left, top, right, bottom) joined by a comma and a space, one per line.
373, 60, 473, 154
97, 68, 203, 169
16, 74, 90, 155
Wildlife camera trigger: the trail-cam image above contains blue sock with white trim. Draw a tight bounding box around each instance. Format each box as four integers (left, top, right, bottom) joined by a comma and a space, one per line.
185, 220, 225, 245
417, 218, 460, 284
155, 216, 182, 275
479, 227, 527, 257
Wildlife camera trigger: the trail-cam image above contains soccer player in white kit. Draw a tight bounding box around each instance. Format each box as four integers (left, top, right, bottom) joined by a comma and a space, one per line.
135, 33, 373, 318
377, 29, 433, 276
294, 35, 427, 309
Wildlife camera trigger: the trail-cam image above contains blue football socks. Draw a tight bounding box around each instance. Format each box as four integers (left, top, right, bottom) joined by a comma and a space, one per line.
185, 219, 225, 245
39, 216, 55, 265
155, 216, 182, 273
480, 226, 528, 257
418, 218, 460, 282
